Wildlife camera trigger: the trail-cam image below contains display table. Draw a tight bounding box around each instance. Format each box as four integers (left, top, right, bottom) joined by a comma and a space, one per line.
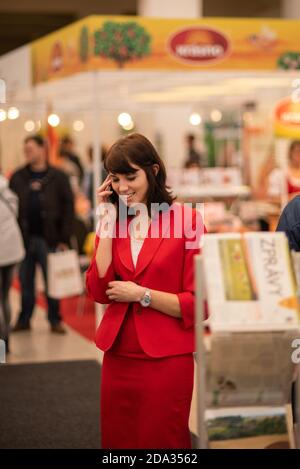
174, 184, 251, 200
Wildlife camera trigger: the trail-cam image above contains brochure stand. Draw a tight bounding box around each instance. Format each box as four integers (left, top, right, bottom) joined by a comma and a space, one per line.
195, 256, 207, 449
195, 254, 300, 449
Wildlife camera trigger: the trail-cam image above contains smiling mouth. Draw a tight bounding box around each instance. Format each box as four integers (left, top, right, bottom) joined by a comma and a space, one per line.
120, 192, 135, 200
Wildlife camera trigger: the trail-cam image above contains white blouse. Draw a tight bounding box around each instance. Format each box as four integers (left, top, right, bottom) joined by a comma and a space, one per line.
129, 216, 149, 267
130, 237, 144, 268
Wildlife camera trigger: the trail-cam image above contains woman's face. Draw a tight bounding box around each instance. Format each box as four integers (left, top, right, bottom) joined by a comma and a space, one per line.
110, 164, 149, 206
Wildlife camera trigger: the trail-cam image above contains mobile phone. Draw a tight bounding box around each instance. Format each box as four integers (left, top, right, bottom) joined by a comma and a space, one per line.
108, 184, 118, 205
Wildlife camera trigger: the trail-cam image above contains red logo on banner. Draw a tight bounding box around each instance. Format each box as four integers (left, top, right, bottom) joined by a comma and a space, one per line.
275, 98, 300, 126
168, 26, 230, 64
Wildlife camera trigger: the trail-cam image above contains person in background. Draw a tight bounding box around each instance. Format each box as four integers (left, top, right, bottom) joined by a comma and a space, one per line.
83, 144, 107, 230
83, 145, 108, 205
58, 148, 82, 193
283, 140, 300, 197
183, 133, 202, 169
60, 135, 84, 186
86, 133, 205, 449
0, 174, 25, 352
276, 199, 300, 425
59, 143, 94, 256
276, 194, 300, 250
9, 135, 74, 334
257, 141, 300, 202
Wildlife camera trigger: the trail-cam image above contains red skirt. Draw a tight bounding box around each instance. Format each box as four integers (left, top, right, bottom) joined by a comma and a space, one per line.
100, 310, 194, 449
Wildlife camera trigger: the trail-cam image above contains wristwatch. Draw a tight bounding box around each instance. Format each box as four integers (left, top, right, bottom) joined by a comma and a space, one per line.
140, 288, 151, 307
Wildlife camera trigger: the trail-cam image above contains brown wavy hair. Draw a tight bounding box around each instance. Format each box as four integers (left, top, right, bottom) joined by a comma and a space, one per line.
104, 133, 176, 216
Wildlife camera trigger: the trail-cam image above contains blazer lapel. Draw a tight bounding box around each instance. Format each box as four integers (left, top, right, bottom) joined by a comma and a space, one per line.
115, 206, 174, 277
115, 218, 135, 273
134, 208, 172, 278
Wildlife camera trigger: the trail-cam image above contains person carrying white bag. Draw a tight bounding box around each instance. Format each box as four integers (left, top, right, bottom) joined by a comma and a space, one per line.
9, 135, 75, 334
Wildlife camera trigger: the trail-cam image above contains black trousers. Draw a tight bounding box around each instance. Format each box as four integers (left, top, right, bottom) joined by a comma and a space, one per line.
18, 237, 61, 326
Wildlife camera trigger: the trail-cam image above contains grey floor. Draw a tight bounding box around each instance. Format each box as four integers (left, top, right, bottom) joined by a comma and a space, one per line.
0, 360, 101, 448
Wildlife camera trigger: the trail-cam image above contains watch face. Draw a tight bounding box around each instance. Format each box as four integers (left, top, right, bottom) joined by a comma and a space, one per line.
141, 291, 151, 307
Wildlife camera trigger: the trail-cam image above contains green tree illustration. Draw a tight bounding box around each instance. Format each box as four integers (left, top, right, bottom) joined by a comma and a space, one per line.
94, 21, 151, 68
79, 26, 89, 62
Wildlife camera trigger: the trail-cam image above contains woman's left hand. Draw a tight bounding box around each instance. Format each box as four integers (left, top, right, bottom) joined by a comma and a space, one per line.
106, 281, 145, 302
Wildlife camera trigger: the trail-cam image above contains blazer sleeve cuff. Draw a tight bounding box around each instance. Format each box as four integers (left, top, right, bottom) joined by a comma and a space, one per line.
177, 292, 195, 329
86, 259, 115, 304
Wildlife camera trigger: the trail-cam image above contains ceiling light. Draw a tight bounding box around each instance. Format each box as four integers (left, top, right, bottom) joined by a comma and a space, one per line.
0, 109, 6, 122
24, 120, 35, 132
48, 113, 60, 127
73, 120, 85, 132
118, 112, 133, 128
189, 113, 202, 126
210, 109, 222, 122
8, 107, 20, 120
123, 121, 135, 131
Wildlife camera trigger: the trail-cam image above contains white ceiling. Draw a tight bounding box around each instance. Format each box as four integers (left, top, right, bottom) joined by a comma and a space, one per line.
5, 68, 300, 114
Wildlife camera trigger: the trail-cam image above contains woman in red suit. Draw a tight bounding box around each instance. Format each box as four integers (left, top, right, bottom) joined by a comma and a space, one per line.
86, 133, 205, 449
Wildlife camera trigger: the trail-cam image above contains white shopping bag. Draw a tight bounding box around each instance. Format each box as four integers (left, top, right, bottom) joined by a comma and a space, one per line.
47, 249, 84, 299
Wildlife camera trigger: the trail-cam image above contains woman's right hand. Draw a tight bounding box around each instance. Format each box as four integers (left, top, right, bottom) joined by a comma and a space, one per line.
96, 175, 113, 204
96, 176, 116, 237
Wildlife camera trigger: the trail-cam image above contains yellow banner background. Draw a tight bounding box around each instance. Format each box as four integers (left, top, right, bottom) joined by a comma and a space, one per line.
31, 16, 300, 84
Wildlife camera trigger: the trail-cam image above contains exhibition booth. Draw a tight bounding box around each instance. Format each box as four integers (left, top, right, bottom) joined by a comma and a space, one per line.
1, 15, 300, 449
1, 15, 300, 232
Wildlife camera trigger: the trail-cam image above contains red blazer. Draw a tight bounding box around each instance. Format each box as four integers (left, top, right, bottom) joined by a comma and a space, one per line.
86, 203, 205, 358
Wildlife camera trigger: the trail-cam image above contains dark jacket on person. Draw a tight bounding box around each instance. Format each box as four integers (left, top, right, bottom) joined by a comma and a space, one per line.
276, 195, 299, 424
9, 164, 74, 249
276, 195, 300, 251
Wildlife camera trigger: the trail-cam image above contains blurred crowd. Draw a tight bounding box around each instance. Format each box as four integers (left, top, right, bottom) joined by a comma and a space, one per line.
0, 133, 107, 349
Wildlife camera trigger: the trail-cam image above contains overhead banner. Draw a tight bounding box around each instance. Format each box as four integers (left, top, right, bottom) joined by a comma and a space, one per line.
31, 15, 300, 84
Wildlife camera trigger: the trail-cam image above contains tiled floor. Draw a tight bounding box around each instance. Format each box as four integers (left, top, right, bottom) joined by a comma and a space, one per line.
7, 289, 103, 365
